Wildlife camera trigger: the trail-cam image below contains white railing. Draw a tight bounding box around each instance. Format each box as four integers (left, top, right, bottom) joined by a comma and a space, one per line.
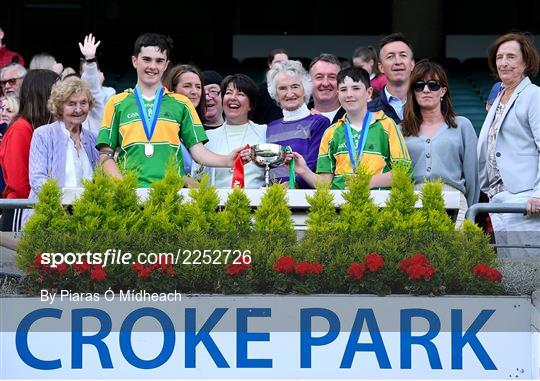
61, 188, 463, 231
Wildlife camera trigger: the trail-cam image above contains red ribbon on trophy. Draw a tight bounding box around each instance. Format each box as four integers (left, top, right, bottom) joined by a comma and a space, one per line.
231, 145, 251, 188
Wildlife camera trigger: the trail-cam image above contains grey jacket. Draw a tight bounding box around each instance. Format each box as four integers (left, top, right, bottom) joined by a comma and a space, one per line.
477, 77, 540, 198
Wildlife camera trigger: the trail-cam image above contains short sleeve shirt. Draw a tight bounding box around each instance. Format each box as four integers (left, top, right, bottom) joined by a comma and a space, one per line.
316, 111, 411, 189
96, 88, 207, 187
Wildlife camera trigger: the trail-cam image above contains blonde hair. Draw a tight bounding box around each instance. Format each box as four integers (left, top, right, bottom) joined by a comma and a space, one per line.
60, 67, 77, 80
1, 94, 20, 116
47, 77, 95, 119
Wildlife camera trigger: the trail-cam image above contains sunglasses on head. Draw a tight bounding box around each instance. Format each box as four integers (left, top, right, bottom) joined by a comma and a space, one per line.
413, 80, 442, 92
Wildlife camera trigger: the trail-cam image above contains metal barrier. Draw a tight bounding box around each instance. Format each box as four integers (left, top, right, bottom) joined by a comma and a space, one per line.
465, 202, 540, 250
465, 202, 526, 222
0, 199, 35, 252
0, 199, 37, 209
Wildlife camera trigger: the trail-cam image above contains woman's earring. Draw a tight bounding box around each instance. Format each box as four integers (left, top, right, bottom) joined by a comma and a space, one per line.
440, 97, 443, 102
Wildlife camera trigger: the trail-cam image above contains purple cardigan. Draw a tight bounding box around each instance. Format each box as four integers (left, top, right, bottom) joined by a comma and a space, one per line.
266, 114, 330, 188
28, 120, 99, 198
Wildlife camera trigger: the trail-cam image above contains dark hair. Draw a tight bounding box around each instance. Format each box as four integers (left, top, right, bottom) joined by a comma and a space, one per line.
133, 33, 174, 59
401, 60, 457, 137
379, 32, 414, 58
221, 74, 259, 119
337, 66, 371, 89
309, 53, 341, 71
352, 46, 381, 75
163, 64, 206, 123
267, 48, 288, 66
488, 32, 540, 78
17, 69, 59, 128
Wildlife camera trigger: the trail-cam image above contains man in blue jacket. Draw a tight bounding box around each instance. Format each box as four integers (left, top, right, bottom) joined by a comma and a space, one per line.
368, 33, 415, 124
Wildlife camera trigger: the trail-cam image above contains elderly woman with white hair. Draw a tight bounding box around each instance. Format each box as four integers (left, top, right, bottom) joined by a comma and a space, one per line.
266, 60, 330, 188
28, 77, 99, 199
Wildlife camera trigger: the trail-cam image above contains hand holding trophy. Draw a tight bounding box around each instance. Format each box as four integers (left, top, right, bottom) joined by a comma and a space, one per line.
251, 144, 289, 187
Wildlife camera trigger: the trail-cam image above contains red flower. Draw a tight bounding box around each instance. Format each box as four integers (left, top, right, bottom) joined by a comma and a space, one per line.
138, 267, 152, 279
364, 253, 384, 272
131, 262, 145, 273
33, 253, 46, 270
32, 253, 53, 276
473, 263, 502, 283
226, 263, 252, 277
399, 253, 436, 281
73, 261, 91, 273
90, 265, 107, 282
347, 262, 366, 281
158, 254, 172, 266
294, 262, 324, 277
405, 263, 435, 280
273, 256, 296, 274
311, 263, 324, 275
294, 262, 311, 276
400, 253, 430, 271
156, 263, 175, 277
55, 263, 68, 275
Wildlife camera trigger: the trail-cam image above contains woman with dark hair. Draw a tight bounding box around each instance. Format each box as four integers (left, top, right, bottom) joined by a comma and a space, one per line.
352, 46, 387, 93
0, 69, 59, 231
402, 61, 479, 227
478, 32, 540, 257
201, 74, 266, 188
163, 64, 206, 182
163, 64, 206, 123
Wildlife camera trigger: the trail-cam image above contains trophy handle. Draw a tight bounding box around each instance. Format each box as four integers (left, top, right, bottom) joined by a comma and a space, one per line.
263, 164, 271, 188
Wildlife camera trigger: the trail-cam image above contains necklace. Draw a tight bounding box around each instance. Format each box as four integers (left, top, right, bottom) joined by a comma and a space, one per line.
223, 122, 251, 173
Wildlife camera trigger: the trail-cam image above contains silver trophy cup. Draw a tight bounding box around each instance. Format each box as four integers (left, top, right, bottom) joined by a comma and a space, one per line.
252, 144, 287, 187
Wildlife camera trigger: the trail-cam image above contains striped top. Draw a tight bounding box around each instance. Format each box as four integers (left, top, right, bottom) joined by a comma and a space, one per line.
316, 111, 411, 189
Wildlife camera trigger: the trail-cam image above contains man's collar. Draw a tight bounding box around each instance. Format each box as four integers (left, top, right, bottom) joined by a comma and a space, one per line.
384, 86, 407, 105
384, 86, 398, 101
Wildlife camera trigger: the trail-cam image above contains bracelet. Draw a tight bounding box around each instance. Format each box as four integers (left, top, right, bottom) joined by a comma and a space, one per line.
99, 149, 114, 158
101, 156, 115, 164
85, 57, 97, 63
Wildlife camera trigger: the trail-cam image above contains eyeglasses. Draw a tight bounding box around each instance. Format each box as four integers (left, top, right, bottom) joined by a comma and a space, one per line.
413, 80, 442, 92
205, 89, 221, 98
0, 77, 23, 87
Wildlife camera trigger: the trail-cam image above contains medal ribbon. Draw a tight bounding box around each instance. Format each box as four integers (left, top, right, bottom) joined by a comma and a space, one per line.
231, 144, 251, 188
134, 85, 164, 143
344, 112, 372, 172
283, 145, 295, 189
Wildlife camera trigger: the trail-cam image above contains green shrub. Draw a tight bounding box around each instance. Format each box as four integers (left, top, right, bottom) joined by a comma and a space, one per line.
17, 165, 505, 296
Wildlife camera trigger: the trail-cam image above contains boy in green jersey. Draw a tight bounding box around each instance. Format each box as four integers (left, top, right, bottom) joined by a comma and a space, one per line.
96, 33, 249, 187
290, 66, 410, 189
